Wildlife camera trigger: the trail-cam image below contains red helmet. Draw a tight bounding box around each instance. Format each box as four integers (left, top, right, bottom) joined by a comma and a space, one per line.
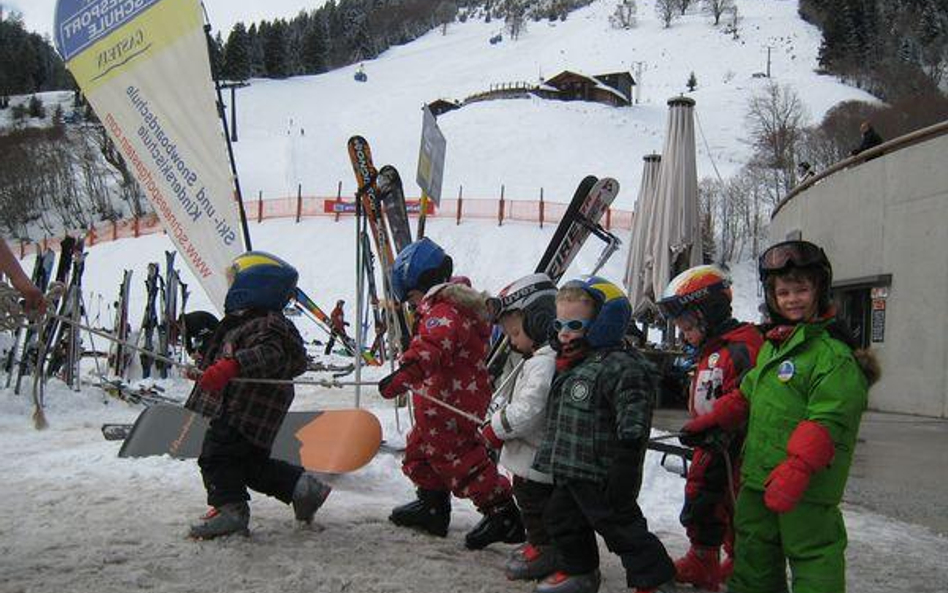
658, 265, 733, 331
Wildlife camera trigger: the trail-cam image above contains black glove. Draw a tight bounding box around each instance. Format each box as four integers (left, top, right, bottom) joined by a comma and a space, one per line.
606, 442, 642, 509
378, 362, 422, 399
679, 425, 721, 448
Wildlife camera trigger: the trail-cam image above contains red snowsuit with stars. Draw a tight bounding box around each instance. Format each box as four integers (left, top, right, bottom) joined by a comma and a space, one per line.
399, 281, 512, 512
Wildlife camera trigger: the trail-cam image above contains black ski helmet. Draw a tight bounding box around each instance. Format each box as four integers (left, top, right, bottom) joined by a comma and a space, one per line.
487, 273, 557, 344
758, 240, 833, 320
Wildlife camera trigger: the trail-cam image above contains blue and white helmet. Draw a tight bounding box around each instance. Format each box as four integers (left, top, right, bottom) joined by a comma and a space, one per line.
224, 251, 299, 314
390, 237, 453, 302
561, 275, 631, 348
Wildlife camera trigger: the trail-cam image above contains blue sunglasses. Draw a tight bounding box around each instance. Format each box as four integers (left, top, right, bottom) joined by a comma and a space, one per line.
553, 318, 591, 332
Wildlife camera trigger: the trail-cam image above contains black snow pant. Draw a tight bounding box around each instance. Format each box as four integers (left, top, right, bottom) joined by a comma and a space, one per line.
513, 476, 555, 546
544, 479, 675, 590
198, 417, 303, 507
324, 335, 337, 355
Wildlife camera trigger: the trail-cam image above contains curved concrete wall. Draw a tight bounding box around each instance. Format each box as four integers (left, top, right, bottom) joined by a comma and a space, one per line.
770, 132, 948, 417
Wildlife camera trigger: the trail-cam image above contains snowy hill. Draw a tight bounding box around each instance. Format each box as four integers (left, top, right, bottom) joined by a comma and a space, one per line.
227, 0, 875, 208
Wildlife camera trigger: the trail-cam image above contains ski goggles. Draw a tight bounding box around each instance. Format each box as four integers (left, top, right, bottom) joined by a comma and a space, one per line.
759, 241, 826, 276
553, 318, 591, 332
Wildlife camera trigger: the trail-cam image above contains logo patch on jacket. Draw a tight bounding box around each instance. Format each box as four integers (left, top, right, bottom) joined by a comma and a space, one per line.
777, 360, 795, 382
569, 381, 591, 402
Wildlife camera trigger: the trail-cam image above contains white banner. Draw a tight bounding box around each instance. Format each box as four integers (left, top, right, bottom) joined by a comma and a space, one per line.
54, 0, 245, 312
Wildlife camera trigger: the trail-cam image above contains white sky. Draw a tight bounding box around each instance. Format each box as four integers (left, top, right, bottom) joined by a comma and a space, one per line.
6, 0, 326, 39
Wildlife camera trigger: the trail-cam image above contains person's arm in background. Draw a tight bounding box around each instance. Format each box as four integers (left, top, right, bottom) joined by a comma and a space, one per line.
0, 241, 45, 314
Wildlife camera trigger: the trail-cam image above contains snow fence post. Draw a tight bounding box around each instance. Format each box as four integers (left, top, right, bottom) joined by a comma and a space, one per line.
133, 216, 140, 238
539, 187, 545, 229
296, 184, 302, 223
334, 181, 342, 223
498, 185, 505, 227
456, 185, 463, 226
606, 207, 612, 230
257, 191, 263, 223
112, 220, 118, 241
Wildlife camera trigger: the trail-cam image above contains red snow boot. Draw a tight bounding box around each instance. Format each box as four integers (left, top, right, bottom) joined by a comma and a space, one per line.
674, 546, 722, 591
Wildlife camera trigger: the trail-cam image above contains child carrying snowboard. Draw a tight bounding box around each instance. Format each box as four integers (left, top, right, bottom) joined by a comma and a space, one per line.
185, 251, 332, 539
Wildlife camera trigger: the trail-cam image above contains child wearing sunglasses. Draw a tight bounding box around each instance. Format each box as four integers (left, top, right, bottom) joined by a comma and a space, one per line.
681, 241, 879, 593
480, 273, 559, 581
532, 277, 675, 593
658, 265, 763, 591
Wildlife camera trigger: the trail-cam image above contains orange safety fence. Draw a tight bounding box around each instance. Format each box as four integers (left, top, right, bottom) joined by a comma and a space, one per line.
8, 195, 634, 259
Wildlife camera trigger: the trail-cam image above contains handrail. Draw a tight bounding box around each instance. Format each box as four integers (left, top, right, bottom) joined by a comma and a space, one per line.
772, 119, 948, 219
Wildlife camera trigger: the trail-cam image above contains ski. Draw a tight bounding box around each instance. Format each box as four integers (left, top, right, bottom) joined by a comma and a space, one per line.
377, 165, 413, 253
139, 263, 160, 378
108, 269, 133, 379
487, 176, 620, 374
44, 240, 87, 384
294, 288, 380, 366
157, 251, 177, 378
347, 136, 411, 354
6, 248, 54, 388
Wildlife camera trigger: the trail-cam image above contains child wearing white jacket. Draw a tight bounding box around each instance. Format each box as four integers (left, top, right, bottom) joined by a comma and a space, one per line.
481, 273, 559, 581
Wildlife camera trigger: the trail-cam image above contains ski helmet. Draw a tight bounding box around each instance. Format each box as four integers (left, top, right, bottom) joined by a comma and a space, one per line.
224, 251, 299, 314
559, 276, 631, 348
658, 265, 733, 332
487, 273, 557, 344
758, 240, 833, 319
390, 237, 453, 302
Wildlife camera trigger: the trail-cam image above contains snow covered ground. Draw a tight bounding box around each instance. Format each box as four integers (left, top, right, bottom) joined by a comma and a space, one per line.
2, 218, 947, 593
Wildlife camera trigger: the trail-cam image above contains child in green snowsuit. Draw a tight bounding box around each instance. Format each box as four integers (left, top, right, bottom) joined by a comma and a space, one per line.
681, 240, 879, 593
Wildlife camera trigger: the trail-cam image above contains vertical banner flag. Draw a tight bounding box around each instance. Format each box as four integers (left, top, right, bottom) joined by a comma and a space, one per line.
54, 0, 245, 312
416, 106, 446, 206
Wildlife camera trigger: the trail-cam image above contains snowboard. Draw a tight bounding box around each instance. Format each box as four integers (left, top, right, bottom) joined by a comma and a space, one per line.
117, 404, 382, 474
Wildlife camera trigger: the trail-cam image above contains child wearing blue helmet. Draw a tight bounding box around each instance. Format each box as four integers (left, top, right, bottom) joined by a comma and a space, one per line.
380, 238, 525, 550
532, 277, 675, 593
185, 251, 331, 539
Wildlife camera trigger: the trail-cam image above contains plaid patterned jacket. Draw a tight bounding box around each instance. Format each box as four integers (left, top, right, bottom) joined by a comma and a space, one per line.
185, 310, 308, 449
533, 346, 658, 484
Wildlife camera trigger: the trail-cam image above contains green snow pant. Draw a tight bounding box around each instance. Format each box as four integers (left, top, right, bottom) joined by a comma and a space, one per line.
728, 487, 847, 593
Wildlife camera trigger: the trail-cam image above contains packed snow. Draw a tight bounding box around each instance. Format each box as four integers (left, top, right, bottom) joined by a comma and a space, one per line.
3, 2, 945, 592
2, 218, 947, 593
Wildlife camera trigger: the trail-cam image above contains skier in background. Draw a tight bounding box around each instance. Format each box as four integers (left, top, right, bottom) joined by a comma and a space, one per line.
185, 251, 332, 540
324, 299, 350, 355
378, 237, 525, 550
657, 265, 763, 591
180, 310, 220, 362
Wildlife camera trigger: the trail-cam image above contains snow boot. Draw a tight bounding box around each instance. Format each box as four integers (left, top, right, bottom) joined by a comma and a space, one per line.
505, 542, 558, 580
188, 502, 249, 540
535, 569, 601, 593
464, 499, 526, 550
674, 545, 722, 591
389, 488, 450, 537
292, 472, 332, 523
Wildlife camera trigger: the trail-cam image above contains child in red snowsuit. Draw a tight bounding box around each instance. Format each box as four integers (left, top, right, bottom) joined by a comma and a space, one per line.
379, 238, 525, 550
658, 265, 764, 591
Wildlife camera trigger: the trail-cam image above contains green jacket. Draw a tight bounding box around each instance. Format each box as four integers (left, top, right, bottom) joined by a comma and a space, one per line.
533, 347, 656, 485
739, 320, 868, 505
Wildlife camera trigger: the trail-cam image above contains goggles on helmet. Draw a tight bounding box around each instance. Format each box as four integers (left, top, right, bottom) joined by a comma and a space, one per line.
759, 241, 827, 276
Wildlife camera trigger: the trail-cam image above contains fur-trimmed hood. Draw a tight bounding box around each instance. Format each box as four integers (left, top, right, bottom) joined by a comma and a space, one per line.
853, 348, 881, 387
425, 280, 491, 322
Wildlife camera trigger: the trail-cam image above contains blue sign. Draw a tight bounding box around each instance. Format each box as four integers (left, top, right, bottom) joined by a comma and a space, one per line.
55, 0, 162, 60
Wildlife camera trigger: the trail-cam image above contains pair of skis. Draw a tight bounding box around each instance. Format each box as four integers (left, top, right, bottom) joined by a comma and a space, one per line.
486, 175, 622, 392
347, 136, 413, 359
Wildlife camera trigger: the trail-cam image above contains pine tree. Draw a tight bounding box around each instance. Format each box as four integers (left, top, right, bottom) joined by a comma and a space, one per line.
687, 71, 698, 91
224, 22, 251, 81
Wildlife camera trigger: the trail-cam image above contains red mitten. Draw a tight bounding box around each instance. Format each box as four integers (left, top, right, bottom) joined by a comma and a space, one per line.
479, 423, 504, 450
764, 420, 835, 513
378, 363, 423, 399
199, 358, 240, 392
